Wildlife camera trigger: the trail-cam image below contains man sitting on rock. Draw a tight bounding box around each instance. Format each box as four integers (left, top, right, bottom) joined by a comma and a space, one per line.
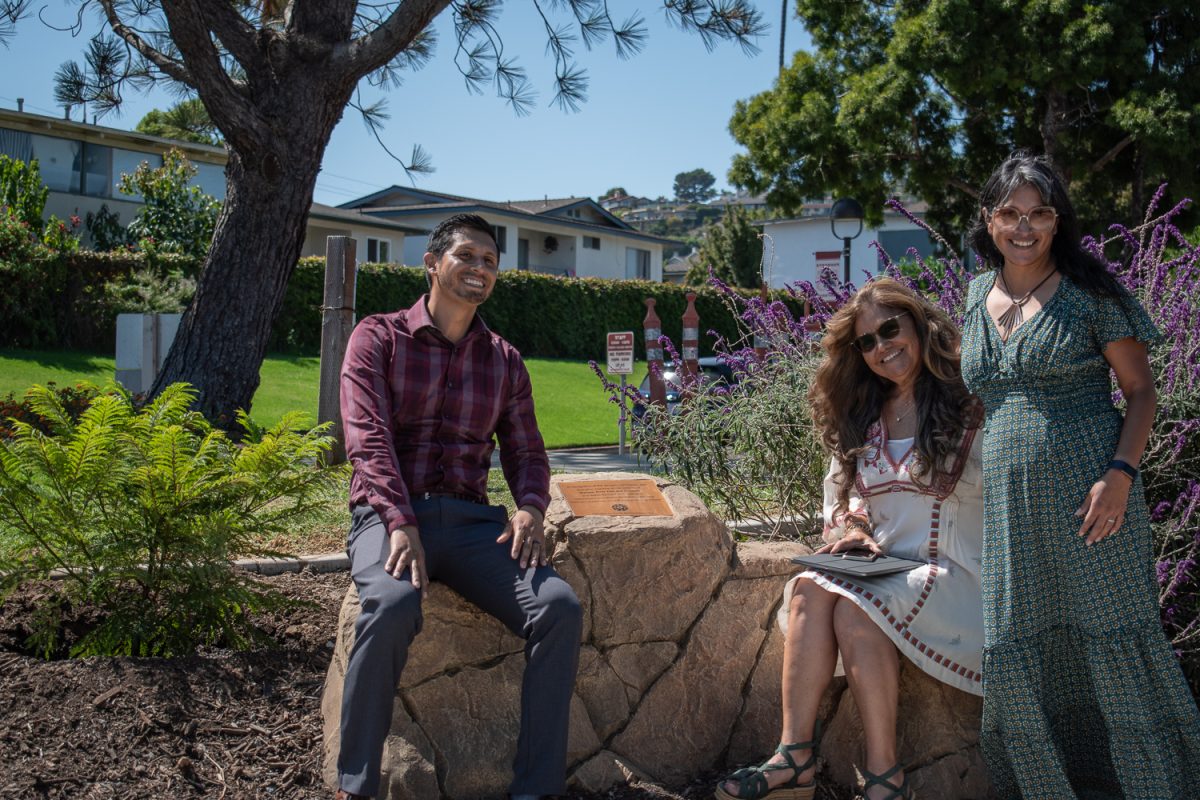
334, 213, 583, 800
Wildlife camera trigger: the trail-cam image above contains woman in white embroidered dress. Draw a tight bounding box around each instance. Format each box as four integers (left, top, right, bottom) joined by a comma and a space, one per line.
717, 279, 984, 800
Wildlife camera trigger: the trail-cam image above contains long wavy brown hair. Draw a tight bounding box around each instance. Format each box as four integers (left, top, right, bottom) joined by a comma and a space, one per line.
808, 278, 979, 515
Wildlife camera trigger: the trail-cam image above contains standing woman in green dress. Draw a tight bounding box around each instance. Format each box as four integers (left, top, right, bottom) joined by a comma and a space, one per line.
959, 151, 1200, 798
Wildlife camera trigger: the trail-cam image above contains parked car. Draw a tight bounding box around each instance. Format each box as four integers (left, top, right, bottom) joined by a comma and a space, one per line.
631, 357, 737, 420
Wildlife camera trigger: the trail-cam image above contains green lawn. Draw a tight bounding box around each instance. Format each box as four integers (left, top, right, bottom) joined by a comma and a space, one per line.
0, 349, 644, 449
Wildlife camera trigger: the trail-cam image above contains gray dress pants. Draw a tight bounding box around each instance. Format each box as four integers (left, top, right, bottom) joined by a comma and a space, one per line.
337, 498, 582, 798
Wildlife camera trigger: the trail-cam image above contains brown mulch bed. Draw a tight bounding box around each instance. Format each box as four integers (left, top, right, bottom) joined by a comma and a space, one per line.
0, 569, 850, 800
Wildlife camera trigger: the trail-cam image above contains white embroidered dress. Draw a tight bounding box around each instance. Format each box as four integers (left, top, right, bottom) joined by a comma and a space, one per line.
778, 422, 986, 695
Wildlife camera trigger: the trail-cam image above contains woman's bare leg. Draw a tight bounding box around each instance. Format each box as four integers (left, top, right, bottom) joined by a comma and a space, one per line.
720, 578, 839, 796
833, 597, 903, 800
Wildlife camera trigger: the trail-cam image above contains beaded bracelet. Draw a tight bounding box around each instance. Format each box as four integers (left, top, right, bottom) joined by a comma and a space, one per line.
845, 518, 872, 536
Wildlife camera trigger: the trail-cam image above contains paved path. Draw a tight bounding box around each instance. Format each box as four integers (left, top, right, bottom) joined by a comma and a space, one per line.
491, 445, 650, 473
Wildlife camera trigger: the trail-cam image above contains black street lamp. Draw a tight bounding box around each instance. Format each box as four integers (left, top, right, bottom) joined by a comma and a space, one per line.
830, 197, 865, 285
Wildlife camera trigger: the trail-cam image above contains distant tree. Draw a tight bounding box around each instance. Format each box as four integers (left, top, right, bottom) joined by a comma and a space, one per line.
18, 1, 765, 424
674, 168, 717, 204
729, 0, 1200, 232
136, 99, 222, 147
602, 186, 628, 199
686, 206, 763, 288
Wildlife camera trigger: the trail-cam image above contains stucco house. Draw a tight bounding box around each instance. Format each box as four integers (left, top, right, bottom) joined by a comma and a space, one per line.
0, 107, 424, 257
757, 198, 938, 289
339, 186, 679, 281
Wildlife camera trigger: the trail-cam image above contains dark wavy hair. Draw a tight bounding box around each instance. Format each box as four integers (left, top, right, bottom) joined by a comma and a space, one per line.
426, 213, 497, 258
808, 278, 979, 515
967, 150, 1122, 298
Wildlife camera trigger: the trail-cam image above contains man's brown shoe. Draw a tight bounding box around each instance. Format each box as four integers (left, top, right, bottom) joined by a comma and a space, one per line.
335, 790, 369, 800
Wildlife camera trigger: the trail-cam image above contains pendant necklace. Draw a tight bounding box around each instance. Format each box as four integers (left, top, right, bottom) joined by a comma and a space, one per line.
996, 265, 1056, 340
890, 397, 916, 423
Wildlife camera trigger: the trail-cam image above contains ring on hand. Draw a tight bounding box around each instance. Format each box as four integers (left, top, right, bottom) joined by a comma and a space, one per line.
1106, 518, 1116, 522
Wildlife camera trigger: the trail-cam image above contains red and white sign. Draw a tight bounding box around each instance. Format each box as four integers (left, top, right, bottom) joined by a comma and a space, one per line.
606, 331, 635, 375
815, 250, 841, 273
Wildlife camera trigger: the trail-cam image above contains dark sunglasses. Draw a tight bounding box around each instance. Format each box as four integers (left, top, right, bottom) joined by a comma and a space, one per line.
853, 311, 909, 353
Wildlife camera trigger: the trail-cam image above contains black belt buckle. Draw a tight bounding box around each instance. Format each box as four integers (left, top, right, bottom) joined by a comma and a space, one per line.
419, 490, 482, 504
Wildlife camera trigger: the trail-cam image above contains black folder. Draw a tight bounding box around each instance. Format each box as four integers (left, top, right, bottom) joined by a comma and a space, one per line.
791, 551, 924, 579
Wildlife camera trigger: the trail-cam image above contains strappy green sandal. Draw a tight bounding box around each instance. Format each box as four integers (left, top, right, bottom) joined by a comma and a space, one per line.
713, 723, 821, 800
860, 763, 914, 800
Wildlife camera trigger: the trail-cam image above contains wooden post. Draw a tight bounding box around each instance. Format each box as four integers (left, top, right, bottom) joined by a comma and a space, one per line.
318, 236, 357, 463
754, 282, 770, 361
680, 291, 700, 390
643, 298, 667, 407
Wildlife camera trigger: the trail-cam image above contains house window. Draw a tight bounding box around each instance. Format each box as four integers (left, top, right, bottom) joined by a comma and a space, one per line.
492, 225, 507, 253
192, 161, 226, 201
112, 148, 160, 200
626, 247, 651, 280
81, 142, 112, 198
0, 127, 34, 162
30, 134, 81, 193
367, 237, 391, 263
583, 236, 600, 250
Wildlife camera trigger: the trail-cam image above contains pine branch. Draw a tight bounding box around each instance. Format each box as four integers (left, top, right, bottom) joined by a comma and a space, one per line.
350, 91, 435, 180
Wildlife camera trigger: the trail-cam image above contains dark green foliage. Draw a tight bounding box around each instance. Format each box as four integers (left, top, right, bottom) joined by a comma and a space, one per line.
729, 0, 1200, 233
674, 168, 718, 204
0, 251, 200, 349
687, 206, 765, 288
0, 156, 79, 259
3, 250, 801, 359
85, 204, 131, 252
0, 383, 346, 658
135, 99, 222, 146
271, 258, 803, 358
0, 155, 48, 232
118, 148, 220, 259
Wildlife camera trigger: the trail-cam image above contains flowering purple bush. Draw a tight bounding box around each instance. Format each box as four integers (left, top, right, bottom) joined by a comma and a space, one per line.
1087, 189, 1200, 687
600, 191, 1200, 686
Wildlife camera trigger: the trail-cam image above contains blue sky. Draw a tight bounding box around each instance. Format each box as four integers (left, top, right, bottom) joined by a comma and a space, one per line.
1, 3, 811, 206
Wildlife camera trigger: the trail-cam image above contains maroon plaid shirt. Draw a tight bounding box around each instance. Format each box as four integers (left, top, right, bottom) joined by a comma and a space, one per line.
341, 295, 550, 533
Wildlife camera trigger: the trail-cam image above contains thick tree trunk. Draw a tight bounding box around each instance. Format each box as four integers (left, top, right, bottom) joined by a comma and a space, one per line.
149, 80, 353, 425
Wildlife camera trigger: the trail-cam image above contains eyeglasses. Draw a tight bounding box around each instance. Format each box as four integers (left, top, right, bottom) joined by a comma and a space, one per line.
989, 205, 1058, 231
853, 311, 909, 353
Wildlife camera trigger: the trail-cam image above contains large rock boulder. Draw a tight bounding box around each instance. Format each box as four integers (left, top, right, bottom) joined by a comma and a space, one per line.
321, 473, 992, 799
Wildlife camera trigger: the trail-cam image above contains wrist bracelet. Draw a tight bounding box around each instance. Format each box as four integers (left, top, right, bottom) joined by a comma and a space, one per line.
845, 518, 872, 536
1107, 459, 1138, 481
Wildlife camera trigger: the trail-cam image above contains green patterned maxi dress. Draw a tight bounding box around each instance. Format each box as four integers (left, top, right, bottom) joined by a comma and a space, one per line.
960, 273, 1200, 799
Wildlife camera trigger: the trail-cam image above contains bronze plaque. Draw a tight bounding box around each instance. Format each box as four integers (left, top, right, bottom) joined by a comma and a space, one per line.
558, 479, 672, 517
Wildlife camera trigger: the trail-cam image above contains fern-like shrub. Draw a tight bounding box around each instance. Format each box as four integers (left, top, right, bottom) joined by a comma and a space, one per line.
0, 383, 346, 658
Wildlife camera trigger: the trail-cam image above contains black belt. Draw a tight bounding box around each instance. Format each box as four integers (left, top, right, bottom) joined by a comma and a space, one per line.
417, 491, 485, 504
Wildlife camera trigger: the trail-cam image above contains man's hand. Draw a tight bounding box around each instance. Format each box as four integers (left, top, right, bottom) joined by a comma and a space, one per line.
385, 524, 427, 594
496, 505, 547, 568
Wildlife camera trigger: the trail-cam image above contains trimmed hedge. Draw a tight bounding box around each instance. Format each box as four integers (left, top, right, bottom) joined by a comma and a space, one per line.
0, 251, 200, 349
5, 251, 799, 360
272, 257, 799, 359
